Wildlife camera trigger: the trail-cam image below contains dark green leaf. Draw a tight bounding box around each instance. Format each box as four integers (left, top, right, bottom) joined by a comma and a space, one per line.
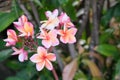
0, 49, 12, 61
0, 40, 6, 50
95, 44, 120, 60
6, 77, 21, 80
74, 70, 87, 80
62, 0, 77, 21
114, 59, 120, 80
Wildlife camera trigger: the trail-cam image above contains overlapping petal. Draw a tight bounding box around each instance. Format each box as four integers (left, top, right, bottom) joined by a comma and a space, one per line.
4, 29, 18, 46
30, 46, 56, 71
58, 28, 77, 44
37, 30, 59, 48
12, 47, 28, 62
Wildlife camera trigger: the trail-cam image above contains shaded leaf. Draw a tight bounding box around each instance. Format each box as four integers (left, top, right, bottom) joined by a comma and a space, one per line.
6, 77, 21, 80
62, 59, 78, 80
82, 59, 103, 80
6, 62, 37, 80
114, 59, 120, 80
0, 40, 6, 50
0, 49, 12, 62
74, 70, 87, 80
95, 44, 120, 60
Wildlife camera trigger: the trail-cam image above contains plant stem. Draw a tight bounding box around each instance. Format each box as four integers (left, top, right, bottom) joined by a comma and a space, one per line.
52, 68, 59, 80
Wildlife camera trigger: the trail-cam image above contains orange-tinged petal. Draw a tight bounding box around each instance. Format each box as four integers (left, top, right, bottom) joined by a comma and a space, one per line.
46, 53, 56, 61
51, 37, 59, 46
30, 54, 42, 63
68, 36, 76, 43
60, 35, 69, 43
37, 47, 47, 55
45, 59, 53, 70
24, 22, 34, 36
67, 28, 77, 35
36, 61, 45, 71
57, 30, 64, 36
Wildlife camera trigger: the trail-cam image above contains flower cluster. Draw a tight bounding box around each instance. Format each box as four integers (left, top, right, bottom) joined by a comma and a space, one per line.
4, 9, 77, 71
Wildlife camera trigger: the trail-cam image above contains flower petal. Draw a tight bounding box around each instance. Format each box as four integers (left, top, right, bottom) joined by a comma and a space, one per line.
53, 9, 58, 17
46, 53, 56, 61
68, 36, 76, 43
30, 54, 42, 63
51, 37, 59, 46
42, 40, 52, 48
67, 28, 77, 35
60, 36, 68, 44
45, 11, 52, 18
24, 22, 34, 36
18, 53, 24, 62
45, 59, 53, 70
37, 46, 47, 55
36, 61, 45, 71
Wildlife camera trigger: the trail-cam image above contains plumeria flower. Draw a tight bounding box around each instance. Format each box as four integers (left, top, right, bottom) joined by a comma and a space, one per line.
59, 12, 74, 28
12, 47, 28, 62
30, 46, 56, 71
40, 9, 59, 30
58, 28, 77, 44
13, 15, 28, 29
14, 15, 34, 37
37, 30, 59, 48
4, 29, 18, 46
18, 22, 34, 37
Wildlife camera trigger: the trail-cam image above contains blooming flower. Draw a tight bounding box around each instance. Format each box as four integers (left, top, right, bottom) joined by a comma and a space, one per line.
30, 46, 56, 71
4, 29, 18, 46
12, 47, 28, 62
18, 22, 34, 37
13, 15, 28, 29
40, 9, 59, 30
37, 30, 59, 48
58, 28, 77, 44
13, 15, 34, 37
59, 12, 74, 28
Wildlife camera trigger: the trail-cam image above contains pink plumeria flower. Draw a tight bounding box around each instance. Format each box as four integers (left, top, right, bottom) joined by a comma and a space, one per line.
4, 29, 18, 46
37, 30, 59, 48
30, 46, 56, 71
18, 22, 34, 37
40, 9, 59, 30
59, 12, 74, 28
58, 28, 77, 44
14, 15, 34, 37
13, 15, 28, 29
12, 47, 28, 62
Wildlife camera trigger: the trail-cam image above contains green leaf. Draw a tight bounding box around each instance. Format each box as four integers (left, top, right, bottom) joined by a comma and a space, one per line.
6, 77, 21, 80
0, 12, 18, 32
0, 40, 6, 50
0, 0, 23, 32
101, 7, 114, 27
113, 3, 120, 21
100, 28, 114, 43
6, 62, 37, 80
113, 59, 120, 80
74, 70, 87, 80
62, 0, 77, 21
0, 49, 13, 62
95, 44, 120, 60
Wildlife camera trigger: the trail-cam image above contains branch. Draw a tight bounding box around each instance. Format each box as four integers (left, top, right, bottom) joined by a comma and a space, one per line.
29, 0, 41, 26
53, 47, 64, 72
68, 44, 77, 59
91, 0, 99, 46
17, 0, 37, 27
76, 0, 90, 41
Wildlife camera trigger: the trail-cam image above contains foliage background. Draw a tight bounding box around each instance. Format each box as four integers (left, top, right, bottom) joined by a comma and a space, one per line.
0, 0, 120, 80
